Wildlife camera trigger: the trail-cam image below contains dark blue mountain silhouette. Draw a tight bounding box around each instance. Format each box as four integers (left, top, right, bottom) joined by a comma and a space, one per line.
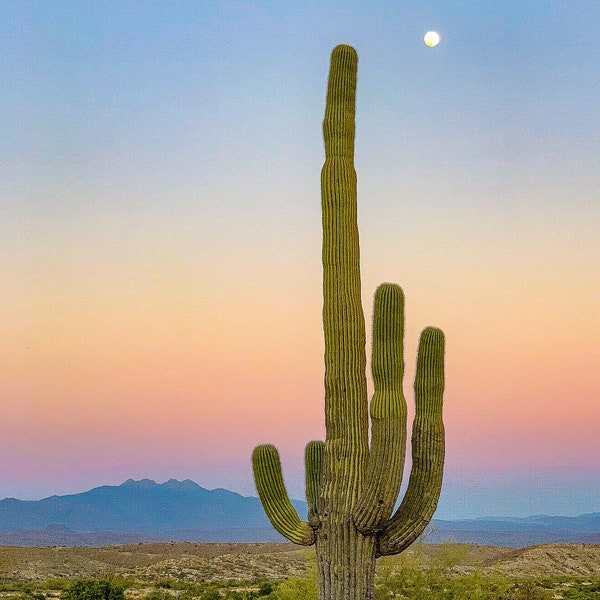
0, 479, 597, 547
0, 478, 306, 536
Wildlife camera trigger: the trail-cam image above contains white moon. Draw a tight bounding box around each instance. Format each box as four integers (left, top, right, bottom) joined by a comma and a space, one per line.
424, 31, 440, 47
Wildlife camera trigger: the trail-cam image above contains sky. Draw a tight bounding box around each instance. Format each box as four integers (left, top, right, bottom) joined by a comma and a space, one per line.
1, 1, 598, 520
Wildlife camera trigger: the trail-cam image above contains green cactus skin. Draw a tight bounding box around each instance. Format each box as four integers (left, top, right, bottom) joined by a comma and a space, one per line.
352, 283, 407, 535
252, 444, 315, 545
251, 44, 446, 600
305, 440, 324, 527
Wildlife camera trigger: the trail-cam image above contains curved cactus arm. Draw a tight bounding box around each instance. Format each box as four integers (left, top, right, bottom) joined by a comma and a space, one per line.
305, 440, 324, 527
252, 444, 316, 545
353, 283, 407, 534
377, 327, 445, 556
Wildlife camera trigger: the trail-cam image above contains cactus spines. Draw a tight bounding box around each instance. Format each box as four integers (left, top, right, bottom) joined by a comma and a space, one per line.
251, 44, 446, 600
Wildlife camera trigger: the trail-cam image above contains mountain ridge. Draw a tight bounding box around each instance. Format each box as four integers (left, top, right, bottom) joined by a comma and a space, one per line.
0, 478, 286, 533
0, 479, 597, 547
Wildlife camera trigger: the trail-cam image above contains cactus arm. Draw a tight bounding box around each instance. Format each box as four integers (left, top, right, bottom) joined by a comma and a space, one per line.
321, 43, 369, 513
305, 440, 324, 527
353, 283, 407, 533
377, 327, 445, 556
252, 444, 316, 545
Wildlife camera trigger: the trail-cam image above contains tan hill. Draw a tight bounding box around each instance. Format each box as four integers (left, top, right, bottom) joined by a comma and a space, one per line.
1, 541, 598, 583
486, 543, 600, 577
0, 542, 311, 582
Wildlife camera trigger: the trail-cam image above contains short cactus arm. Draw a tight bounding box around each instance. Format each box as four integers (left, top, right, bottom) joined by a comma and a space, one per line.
353, 283, 407, 533
377, 327, 445, 556
305, 440, 324, 527
252, 444, 316, 545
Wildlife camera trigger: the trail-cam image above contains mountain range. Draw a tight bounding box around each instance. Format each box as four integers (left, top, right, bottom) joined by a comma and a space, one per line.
427, 513, 600, 547
0, 479, 597, 547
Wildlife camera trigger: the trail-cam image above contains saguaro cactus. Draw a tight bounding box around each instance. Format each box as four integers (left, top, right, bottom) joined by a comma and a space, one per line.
252, 44, 445, 600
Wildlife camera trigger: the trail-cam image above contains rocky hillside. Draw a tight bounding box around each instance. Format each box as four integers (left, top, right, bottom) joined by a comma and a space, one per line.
1, 542, 598, 583
488, 543, 600, 577
0, 542, 311, 582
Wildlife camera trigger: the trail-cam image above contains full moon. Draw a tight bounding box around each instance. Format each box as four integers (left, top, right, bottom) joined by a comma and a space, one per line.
424, 31, 440, 47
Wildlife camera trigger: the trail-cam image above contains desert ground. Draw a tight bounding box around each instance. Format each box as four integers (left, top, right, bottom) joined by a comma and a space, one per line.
0, 542, 598, 599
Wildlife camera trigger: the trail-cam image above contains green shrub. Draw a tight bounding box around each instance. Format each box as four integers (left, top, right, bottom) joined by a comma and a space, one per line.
271, 577, 317, 600
61, 580, 125, 600
17, 591, 45, 600
500, 581, 554, 600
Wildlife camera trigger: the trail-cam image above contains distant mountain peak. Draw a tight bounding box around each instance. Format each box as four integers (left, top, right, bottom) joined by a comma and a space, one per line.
122, 478, 158, 488
119, 478, 203, 491
163, 479, 203, 491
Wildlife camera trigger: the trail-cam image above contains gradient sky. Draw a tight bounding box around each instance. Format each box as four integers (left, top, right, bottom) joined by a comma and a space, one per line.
2, 1, 599, 519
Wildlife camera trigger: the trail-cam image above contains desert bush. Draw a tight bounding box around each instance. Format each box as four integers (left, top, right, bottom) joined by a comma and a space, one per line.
17, 589, 45, 600
529, 578, 600, 600
375, 546, 511, 600
178, 582, 223, 600
499, 580, 554, 600
269, 576, 317, 600
61, 580, 125, 600
39, 579, 71, 592
257, 582, 273, 596
153, 580, 174, 590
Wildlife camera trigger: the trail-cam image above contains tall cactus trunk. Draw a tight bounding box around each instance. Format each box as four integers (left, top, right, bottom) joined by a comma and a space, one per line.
251, 44, 446, 600
317, 44, 376, 600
